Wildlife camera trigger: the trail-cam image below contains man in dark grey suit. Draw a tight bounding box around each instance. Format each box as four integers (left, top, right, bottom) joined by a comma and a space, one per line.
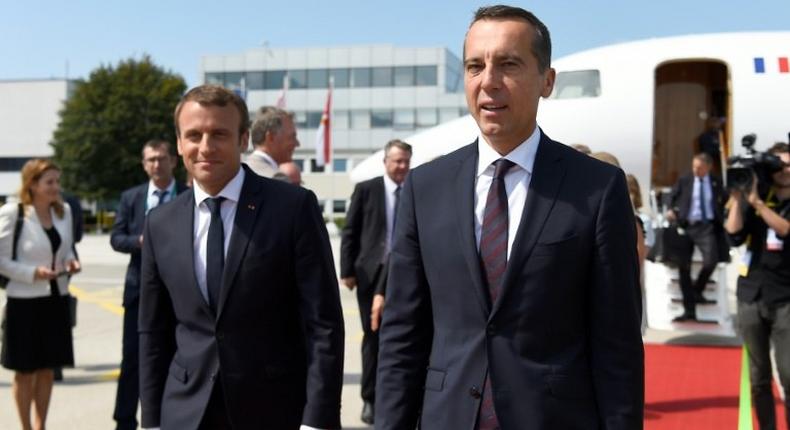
376, 5, 643, 429
243, 106, 299, 181
110, 139, 186, 430
139, 85, 344, 430
340, 139, 411, 424
667, 153, 727, 322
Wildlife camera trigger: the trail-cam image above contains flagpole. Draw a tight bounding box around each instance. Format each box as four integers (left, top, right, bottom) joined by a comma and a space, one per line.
328, 76, 335, 222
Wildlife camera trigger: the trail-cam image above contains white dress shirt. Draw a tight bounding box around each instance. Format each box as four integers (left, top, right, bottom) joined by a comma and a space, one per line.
383, 173, 401, 252
251, 149, 279, 169
145, 179, 176, 215
474, 127, 541, 260
191, 168, 244, 304
688, 174, 715, 223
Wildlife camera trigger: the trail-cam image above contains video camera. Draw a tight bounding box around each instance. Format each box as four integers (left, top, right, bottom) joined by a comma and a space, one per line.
726, 133, 786, 192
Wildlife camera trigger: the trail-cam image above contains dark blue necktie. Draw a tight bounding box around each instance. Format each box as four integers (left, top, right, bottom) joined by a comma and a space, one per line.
205, 197, 226, 312
698, 178, 709, 221
154, 189, 168, 208
477, 158, 514, 430
391, 185, 402, 244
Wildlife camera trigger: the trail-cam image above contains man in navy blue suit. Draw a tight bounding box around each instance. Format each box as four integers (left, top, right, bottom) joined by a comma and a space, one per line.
376, 5, 644, 429
111, 139, 186, 430
139, 85, 344, 430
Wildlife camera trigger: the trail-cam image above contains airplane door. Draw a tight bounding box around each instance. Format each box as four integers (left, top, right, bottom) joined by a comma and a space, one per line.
652, 61, 729, 189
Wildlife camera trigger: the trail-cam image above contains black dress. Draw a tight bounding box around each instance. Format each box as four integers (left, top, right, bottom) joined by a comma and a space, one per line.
1, 226, 74, 372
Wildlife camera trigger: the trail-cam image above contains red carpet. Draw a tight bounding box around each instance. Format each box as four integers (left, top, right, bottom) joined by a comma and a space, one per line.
645, 344, 741, 429
645, 343, 786, 429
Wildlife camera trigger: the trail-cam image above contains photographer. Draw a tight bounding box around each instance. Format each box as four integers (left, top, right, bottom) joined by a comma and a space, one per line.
725, 142, 790, 430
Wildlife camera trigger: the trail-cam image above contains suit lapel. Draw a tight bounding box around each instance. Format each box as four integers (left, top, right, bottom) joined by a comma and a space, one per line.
135, 184, 148, 231
375, 177, 387, 247
491, 134, 566, 319
454, 142, 491, 315
173, 190, 214, 318
217, 171, 264, 319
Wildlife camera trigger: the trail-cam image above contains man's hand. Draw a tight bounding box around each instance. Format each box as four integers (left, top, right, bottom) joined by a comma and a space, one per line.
371, 294, 385, 332
665, 209, 676, 223
341, 277, 357, 290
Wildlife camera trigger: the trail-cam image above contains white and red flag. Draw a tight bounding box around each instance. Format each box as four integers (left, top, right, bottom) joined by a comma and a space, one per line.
276, 74, 288, 108
314, 84, 332, 167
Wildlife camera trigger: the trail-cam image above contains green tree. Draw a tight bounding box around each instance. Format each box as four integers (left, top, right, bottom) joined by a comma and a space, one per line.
52, 55, 186, 201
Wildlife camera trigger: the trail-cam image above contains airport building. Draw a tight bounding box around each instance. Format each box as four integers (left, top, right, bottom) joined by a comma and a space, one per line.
200, 45, 467, 216
0, 79, 74, 198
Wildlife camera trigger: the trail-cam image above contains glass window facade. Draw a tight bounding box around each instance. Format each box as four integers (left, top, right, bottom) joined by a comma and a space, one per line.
351, 67, 371, 87
205, 72, 224, 86
225, 72, 244, 89
289, 70, 307, 89
393, 109, 415, 130
0, 157, 31, 172
417, 108, 438, 127
293, 111, 308, 128
307, 69, 328, 88
439, 107, 462, 123
330, 68, 350, 88
307, 111, 323, 128
394, 66, 415, 87
416, 65, 438, 86
371, 110, 393, 128
209, 64, 441, 89
334, 110, 349, 130
372, 67, 393, 87
264, 70, 287, 90
246, 71, 264, 90
551, 70, 601, 99
333, 158, 348, 172
351, 110, 371, 129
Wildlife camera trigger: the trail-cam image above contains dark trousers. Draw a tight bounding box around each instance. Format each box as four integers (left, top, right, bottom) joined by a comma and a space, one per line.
199, 378, 232, 430
678, 223, 718, 316
738, 300, 790, 430
114, 301, 139, 430
357, 285, 378, 403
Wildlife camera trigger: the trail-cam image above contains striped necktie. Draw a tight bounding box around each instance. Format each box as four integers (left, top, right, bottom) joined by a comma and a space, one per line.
476, 158, 514, 430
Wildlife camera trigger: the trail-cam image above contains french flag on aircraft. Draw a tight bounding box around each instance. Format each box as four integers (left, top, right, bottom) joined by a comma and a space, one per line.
754, 57, 789, 73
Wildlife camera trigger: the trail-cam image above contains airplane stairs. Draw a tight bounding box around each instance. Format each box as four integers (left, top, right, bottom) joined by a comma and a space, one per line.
644, 250, 736, 337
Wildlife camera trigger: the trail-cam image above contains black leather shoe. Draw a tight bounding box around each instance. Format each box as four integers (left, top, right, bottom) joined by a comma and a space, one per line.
360, 401, 374, 425
672, 313, 697, 322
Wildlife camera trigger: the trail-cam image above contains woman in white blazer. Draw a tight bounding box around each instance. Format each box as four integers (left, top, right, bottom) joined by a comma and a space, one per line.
0, 159, 80, 430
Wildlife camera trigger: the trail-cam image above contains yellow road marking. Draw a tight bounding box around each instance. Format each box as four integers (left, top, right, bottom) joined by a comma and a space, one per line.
69, 285, 125, 316
99, 368, 121, 381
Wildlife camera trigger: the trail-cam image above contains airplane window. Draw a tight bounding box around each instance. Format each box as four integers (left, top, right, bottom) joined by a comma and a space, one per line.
550, 70, 601, 99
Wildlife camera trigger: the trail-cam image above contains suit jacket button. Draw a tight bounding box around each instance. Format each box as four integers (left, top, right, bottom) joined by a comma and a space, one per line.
487, 324, 496, 335
470, 386, 481, 399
